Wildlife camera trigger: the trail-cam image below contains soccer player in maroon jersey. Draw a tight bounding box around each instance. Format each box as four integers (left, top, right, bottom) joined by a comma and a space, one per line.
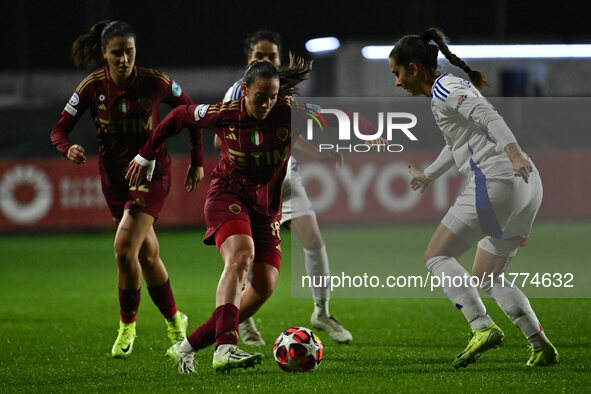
126, 57, 312, 373
221, 29, 352, 346
51, 20, 204, 359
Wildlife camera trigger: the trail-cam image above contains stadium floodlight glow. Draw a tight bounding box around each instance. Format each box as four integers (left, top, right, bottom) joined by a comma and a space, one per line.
306, 37, 341, 53
361, 44, 591, 59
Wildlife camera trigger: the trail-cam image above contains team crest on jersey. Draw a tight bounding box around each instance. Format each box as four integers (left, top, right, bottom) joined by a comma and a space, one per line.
251, 130, 263, 146
194, 104, 210, 121
99, 94, 106, 102
229, 203, 241, 214
139, 97, 153, 110
228, 125, 236, 131
118, 99, 129, 113
460, 79, 472, 88
276, 127, 288, 141
172, 81, 182, 97
68, 93, 80, 106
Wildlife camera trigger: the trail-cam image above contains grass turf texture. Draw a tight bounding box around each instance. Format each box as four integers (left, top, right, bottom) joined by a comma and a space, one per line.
0, 222, 589, 392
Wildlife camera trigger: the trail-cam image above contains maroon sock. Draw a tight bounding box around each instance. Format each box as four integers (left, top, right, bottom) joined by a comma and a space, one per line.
215, 304, 240, 347
118, 288, 141, 324
187, 311, 217, 350
147, 279, 178, 320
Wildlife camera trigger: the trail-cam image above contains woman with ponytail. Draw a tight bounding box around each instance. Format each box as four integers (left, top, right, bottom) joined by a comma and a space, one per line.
51, 20, 204, 359
389, 28, 558, 368
220, 30, 352, 348
126, 57, 312, 373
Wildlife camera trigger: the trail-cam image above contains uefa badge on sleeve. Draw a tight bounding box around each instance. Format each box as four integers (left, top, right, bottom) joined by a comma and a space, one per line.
172, 81, 182, 97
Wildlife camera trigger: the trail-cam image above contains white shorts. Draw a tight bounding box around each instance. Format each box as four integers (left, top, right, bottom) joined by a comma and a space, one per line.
441, 170, 543, 257
281, 158, 315, 225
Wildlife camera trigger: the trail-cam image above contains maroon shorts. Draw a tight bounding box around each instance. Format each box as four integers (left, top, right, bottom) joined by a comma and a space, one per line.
101, 172, 171, 222
204, 190, 282, 271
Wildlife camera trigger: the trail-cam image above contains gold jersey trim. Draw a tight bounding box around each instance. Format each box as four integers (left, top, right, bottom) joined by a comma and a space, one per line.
137, 67, 171, 84
76, 69, 106, 93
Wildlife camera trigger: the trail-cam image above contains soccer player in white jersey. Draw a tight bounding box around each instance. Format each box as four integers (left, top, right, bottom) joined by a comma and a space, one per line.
388, 28, 558, 368
217, 30, 352, 344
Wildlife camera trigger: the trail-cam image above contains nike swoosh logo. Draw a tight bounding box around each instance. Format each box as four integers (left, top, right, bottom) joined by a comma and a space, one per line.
121, 343, 131, 353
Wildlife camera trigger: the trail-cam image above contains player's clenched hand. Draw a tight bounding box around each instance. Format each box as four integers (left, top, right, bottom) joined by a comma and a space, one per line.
67, 144, 86, 164
319, 150, 344, 168
185, 165, 204, 192
408, 165, 432, 193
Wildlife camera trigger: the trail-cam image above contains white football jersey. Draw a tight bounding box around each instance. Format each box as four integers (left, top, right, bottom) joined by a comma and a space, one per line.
430, 73, 516, 180
223, 79, 243, 103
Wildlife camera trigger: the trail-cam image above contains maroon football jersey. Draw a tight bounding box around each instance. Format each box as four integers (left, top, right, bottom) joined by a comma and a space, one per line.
51, 65, 203, 182
140, 97, 303, 217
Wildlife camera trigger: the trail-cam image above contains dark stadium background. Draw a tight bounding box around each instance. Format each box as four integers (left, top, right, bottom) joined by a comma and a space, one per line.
2, 0, 590, 70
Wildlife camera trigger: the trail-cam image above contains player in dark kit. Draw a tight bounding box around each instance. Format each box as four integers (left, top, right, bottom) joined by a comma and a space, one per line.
51, 20, 204, 359
126, 57, 312, 373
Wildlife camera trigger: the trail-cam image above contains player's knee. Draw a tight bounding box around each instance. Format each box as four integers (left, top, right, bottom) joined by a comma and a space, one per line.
227, 249, 254, 276
138, 249, 159, 269
114, 242, 137, 268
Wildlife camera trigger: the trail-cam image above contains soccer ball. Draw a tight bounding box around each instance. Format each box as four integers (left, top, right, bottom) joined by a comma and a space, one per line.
273, 326, 323, 372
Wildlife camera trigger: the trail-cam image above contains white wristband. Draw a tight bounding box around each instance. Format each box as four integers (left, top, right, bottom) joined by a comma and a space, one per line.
133, 154, 156, 181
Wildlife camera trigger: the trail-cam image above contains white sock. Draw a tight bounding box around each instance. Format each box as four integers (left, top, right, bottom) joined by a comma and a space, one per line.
304, 246, 330, 301
481, 277, 548, 346
426, 256, 492, 330
179, 339, 195, 354
313, 298, 329, 317
528, 331, 550, 349
215, 344, 233, 354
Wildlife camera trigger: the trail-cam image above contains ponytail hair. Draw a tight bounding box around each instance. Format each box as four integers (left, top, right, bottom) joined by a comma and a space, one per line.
390, 27, 488, 91
278, 53, 313, 98
71, 20, 136, 68
243, 53, 313, 98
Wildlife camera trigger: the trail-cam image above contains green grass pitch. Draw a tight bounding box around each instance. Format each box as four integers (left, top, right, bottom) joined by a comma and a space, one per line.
1, 222, 590, 392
